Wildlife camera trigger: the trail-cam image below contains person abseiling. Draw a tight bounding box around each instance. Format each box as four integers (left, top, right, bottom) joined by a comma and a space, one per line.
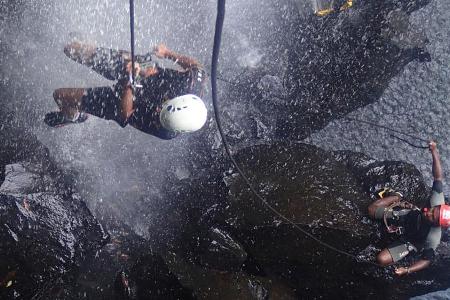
45, 38, 207, 140
368, 140, 450, 276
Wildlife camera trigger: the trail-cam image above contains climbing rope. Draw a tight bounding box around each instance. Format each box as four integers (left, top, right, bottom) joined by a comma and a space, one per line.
211, 0, 381, 267
389, 134, 428, 149
129, 0, 136, 85
344, 116, 429, 149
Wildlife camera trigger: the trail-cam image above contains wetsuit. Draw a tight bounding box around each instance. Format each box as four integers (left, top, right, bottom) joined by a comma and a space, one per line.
374, 181, 444, 262
73, 47, 206, 139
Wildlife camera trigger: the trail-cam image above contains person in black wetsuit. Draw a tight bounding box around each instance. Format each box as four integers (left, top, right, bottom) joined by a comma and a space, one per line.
45, 39, 207, 140
368, 141, 450, 276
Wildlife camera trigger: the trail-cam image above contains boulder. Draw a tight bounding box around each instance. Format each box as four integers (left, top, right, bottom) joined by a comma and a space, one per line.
0, 125, 108, 299
204, 0, 433, 148
148, 141, 448, 299
278, 0, 432, 139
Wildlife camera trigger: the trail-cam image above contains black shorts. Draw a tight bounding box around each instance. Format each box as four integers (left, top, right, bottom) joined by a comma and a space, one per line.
80, 86, 126, 127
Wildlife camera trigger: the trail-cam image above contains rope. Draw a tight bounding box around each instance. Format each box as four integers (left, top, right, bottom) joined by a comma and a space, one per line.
344, 116, 429, 145
129, 0, 136, 85
389, 134, 428, 149
210, 0, 380, 267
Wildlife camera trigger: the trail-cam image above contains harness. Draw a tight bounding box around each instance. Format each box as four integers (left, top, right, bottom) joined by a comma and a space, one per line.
383, 201, 420, 235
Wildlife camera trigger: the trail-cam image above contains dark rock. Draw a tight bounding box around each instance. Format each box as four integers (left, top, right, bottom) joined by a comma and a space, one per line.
332, 150, 430, 201
54, 219, 193, 300
149, 141, 448, 299
207, 0, 432, 147
163, 252, 297, 300
196, 226, 247, 272
128, 253, 195, 300
0, 125, 108, 299
277, 0, 432, 140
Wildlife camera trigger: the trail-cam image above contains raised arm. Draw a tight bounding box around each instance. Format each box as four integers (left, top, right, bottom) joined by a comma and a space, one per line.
154, 44, 202, 70
429, 141, 443, 181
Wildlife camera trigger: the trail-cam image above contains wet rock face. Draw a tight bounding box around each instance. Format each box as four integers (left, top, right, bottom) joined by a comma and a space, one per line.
332, 150, 430, 202
0, 165, 5, 188
278, 0, 431, 139
221, 143, 395, 270
195, 226, 248, 271
149, 142, 448, 299
127, 253, 195, 300
213, 0, 432, 146
0, 127, 108, 299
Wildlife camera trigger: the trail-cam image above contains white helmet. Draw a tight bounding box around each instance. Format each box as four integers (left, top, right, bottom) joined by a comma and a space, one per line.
159, 94, 207, 133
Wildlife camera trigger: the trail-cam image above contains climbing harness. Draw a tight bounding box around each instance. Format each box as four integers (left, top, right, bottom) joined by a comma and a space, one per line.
211, 0, 382, 267
377, 188, 420, 235
383, 201, 420, 235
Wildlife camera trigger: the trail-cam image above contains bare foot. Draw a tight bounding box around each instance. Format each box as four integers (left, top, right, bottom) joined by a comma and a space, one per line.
64, 32, 96, 63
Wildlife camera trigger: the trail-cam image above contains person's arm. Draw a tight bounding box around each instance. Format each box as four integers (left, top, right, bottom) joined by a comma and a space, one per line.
368, 195, 401, 218
154, 44, 202, 70
429, 141, 443, 181
374, 195, 402, 207
119, 62, 140, 122
139, 66, 159, 78
395, 259, 430, 276
120, 83, 135, 122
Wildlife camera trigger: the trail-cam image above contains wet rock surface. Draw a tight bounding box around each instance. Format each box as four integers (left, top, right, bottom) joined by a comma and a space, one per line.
1, 0, 448, 299
2, 133, 448, 299
148, 142, 449, 299
210, 0, 432, 147
0, 127, 448, 298
0, 125, 108, 299
279, 0, 431, 140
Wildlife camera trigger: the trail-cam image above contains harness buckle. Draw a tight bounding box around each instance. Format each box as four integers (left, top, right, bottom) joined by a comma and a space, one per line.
395, 226, 405, 235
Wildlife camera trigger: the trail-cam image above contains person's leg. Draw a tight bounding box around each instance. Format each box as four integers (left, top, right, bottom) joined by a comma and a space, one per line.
44, 88, 88, 127
377, 241, 415, 266
376, 248, 394, 266
53, 88, 85, 119
64, 41, 130, 81
79, 86, 126, 126
64, 41, 97, 65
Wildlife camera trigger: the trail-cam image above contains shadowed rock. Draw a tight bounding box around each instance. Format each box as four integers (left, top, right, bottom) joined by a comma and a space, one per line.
148, 142, 449, 299
0, 126, 108, 299
278, 0, 431, 139
208, 0, 432, 146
